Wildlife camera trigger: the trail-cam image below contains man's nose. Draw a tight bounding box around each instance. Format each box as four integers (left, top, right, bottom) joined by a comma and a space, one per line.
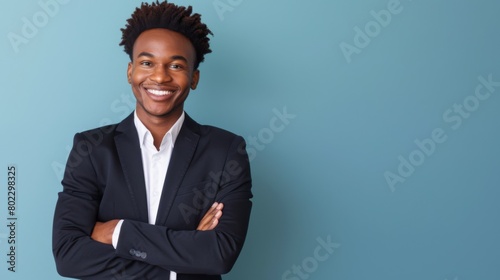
150, 66, 172, 83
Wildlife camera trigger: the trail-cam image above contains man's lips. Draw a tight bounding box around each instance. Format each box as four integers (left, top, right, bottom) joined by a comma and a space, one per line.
146, 89, 174, 96
143, 85, 177, 97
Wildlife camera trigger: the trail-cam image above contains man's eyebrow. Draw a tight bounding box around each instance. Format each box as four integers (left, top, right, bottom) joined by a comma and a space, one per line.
136, 52, 154, 58
170, 55, 188, 63
136, 52, 189, 63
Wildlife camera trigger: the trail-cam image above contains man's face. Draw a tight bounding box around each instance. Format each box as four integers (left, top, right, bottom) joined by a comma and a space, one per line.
127, 28, 199, 121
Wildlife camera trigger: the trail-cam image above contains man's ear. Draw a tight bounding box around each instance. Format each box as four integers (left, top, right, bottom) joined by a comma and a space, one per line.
191, 69, 200, 90
127, 62, 132, 84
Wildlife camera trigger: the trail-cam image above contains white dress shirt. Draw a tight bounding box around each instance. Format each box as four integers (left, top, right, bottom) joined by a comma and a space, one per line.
112, 110, 185, 280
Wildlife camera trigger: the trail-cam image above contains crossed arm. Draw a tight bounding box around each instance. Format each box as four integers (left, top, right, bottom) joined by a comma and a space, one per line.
91, 202, 224, 244
53, 133, 252, 278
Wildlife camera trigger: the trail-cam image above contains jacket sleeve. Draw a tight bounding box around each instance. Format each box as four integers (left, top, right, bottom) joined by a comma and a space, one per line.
114, 135, 253, 275
53, 132, 253, 277
52, 133, 170, 279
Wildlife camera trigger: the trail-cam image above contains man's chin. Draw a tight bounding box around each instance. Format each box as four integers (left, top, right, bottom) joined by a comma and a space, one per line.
144, 108, 182, 119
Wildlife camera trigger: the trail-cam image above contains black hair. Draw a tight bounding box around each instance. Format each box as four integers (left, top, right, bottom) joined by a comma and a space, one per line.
119, 0, 213, 69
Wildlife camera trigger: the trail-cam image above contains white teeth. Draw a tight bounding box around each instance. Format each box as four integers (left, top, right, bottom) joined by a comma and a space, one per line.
147, 89, 173, 96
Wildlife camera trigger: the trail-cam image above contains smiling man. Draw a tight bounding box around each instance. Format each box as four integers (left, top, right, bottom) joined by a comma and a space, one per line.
52, 1, 252, 279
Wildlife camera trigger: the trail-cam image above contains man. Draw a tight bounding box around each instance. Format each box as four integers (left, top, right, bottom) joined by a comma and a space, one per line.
52, 1, 253, 279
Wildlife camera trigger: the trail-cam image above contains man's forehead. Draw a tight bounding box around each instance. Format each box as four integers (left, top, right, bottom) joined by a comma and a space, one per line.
133, 29, 194, 50
131, 29, 196, 65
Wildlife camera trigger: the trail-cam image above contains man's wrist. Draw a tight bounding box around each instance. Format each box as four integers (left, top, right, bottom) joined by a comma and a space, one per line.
112, 219, 124, 249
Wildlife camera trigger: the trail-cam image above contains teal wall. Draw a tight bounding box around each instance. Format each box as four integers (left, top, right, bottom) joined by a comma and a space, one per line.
1, 0, 499, 279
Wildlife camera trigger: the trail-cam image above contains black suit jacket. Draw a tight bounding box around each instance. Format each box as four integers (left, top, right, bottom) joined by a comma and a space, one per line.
52, 113, 253, 280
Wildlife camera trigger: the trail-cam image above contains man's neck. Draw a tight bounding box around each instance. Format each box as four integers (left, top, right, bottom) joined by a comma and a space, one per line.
136, 108, 183, 150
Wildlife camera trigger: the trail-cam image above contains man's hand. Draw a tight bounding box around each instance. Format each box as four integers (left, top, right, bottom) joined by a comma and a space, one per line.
91, 219, 119, 245
91, 203, 222, 244
197, 202, 224, 231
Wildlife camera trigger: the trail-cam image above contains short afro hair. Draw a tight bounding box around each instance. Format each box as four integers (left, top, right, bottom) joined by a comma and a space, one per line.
119, 0, 213, 69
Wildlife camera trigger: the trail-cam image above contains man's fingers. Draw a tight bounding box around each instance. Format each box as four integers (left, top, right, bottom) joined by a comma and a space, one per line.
211, 218, 219, 228
197, 202, 224, 231
197, 203, 218, 230
214, 209, 222, 219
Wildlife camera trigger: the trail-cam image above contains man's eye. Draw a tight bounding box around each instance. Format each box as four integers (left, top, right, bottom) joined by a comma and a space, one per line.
170, 64, 182, 69
140, 61, 152, 67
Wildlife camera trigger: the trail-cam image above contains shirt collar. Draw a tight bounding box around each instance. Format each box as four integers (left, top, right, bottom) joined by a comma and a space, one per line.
133, 111, 185, 151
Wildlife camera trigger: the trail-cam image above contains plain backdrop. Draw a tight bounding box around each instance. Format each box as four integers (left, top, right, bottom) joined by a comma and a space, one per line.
1, 0, 499, 279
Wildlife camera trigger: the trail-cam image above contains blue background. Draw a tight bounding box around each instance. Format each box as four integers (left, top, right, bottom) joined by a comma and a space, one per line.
1, 0, 499, 279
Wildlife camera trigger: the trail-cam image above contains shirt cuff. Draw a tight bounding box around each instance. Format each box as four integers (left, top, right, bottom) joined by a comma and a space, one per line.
111, 219, 124, 249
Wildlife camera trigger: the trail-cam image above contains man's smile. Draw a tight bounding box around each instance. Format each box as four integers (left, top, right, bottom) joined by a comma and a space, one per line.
128, 28, 199, 120
146, 88, 175, 96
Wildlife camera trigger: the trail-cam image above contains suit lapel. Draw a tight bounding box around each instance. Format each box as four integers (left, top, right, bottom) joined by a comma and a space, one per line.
155, 114, 200, 225
114, 113, 149, 222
